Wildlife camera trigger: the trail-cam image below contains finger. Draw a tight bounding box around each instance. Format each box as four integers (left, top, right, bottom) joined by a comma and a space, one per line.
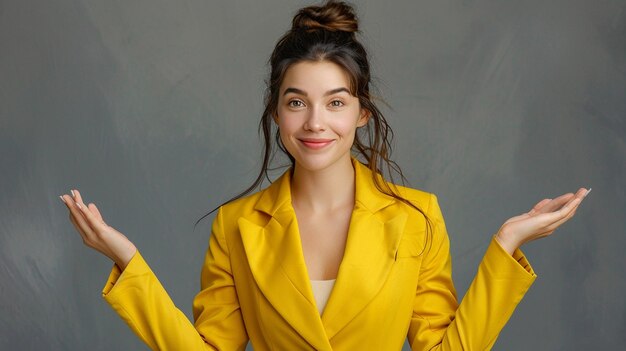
87, 202, 104, 222
544, 203, 580, 232
69, 213, 90, 243
545, 196, 581, 225
529, 198, 552, 214
543, 193, 575, 212
69, 190, 103, 222
62, 194, 86, 221
575, 187, 589, 200
75, 196, 107, 232
563, 189, 589, 213
71, 189, 85, 206
72, 189, 87, 214
62, 194, 91, 236
532, 196, 580, 228
60, 194, 71, 209
69, 211, 101, 248
67, 191, 110, 243
71, 189, 90, 214
88, 203, 106, 224
66, 190, 87, 216
67, 192, 102, 236
555, 188, 588, 209
557, 196, 582, 220
69, 200, 98, 240
73, 189, 106, 224
560, 192, 583, 212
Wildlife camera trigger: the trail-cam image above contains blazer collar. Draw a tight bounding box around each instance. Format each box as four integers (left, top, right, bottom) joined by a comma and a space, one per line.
239, 156, 407, 349
253, 156, 396, 218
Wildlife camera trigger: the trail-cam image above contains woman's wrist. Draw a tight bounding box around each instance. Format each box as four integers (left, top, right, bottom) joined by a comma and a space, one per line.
112, 242, 137, 271
495, 228, 522, 255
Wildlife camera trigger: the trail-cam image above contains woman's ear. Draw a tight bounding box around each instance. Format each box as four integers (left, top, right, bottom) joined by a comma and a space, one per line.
272, 111, 279, 124
357, 108, 371, 127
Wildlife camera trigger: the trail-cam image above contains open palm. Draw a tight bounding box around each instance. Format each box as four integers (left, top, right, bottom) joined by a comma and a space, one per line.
495, 187, 590, 254
60, 189, 137, 269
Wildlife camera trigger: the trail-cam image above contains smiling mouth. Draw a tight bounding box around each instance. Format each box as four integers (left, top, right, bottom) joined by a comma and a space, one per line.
299, 139, 334, 149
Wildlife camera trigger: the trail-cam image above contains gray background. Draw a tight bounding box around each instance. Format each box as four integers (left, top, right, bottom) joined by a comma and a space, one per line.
1, 0, 624, 350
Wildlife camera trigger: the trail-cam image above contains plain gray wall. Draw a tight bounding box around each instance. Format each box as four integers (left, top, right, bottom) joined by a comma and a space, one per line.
1, 0, 624, 349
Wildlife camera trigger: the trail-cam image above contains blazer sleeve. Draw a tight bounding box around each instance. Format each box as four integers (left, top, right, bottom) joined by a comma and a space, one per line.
101, 207, 248, 351
407, 194, 537, 350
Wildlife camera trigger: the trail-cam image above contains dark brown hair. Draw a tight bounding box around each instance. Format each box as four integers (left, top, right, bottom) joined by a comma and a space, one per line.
195, 0, 433, 253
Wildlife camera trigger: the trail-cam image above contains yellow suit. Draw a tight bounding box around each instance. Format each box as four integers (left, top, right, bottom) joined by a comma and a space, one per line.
102, 157, 536, 350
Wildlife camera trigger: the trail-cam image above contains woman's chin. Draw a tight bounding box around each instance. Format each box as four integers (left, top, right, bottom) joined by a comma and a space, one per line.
292, 153, 352, 174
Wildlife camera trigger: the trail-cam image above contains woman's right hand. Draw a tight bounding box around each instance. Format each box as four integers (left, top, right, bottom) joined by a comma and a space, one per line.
60, 189, 137, 270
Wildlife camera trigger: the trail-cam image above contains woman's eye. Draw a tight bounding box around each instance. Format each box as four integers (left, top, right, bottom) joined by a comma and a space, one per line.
288, 100, 304, 108
330, 100, 344, 107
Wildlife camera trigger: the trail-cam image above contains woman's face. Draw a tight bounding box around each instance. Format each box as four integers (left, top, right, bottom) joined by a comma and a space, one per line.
275, 60, 369, 173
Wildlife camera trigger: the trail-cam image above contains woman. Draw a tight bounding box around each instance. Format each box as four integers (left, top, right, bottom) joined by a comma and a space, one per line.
60, 1, 589, 350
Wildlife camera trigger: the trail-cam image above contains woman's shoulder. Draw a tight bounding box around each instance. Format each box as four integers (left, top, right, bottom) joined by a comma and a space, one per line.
218, 187, 266, 216
354, 158, 436, 210
216, 169, 290, 221
385, 181, 436, 209
393, 183, 433, 202
379, 181, 449, 226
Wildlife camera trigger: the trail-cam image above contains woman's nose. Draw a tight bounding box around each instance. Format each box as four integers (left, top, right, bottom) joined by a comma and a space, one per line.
303, 106, 326, 132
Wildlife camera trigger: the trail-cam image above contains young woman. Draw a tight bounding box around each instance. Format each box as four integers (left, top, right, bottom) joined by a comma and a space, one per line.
60, 1, 589, 350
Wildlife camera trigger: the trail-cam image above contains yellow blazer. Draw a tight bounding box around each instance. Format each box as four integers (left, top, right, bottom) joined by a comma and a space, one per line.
102, 157, 536, 350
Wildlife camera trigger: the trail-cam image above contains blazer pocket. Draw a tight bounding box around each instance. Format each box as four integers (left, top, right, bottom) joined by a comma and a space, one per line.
395, 231, 426, 259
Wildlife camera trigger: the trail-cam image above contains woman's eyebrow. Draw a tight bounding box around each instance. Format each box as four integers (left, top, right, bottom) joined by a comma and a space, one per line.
282, 87, 350, 96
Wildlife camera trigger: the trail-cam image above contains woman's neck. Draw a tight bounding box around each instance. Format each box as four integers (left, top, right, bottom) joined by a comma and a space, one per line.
290, 157, 356, 214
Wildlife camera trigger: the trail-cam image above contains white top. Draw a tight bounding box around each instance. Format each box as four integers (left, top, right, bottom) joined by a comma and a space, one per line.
310, 279, 336, 315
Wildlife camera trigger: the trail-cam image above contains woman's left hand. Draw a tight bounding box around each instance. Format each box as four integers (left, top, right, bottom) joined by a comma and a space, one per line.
495, 187, 590, 255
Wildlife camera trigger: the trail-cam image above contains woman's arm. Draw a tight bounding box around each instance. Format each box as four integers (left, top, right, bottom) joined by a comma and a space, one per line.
408, 189, 588, 350
101, 250, 218, 350
61, 189, 248, 350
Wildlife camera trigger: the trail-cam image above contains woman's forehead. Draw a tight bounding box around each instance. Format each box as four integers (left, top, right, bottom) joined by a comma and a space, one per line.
280, 60, 352, 96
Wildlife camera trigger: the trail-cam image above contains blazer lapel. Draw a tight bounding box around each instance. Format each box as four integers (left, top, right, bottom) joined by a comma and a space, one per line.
320, 158, 408, 340
239, 168, 332, 350
238, 157, 409, 346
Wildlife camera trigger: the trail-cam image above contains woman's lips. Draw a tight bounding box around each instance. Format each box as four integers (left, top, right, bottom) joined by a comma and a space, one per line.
299, 138, 334, 149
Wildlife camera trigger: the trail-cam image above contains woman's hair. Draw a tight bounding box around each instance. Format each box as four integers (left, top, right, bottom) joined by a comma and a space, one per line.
195, 0, 433, 253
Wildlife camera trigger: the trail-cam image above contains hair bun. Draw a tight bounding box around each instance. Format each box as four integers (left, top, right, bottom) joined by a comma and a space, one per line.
291, 1, 359, 34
